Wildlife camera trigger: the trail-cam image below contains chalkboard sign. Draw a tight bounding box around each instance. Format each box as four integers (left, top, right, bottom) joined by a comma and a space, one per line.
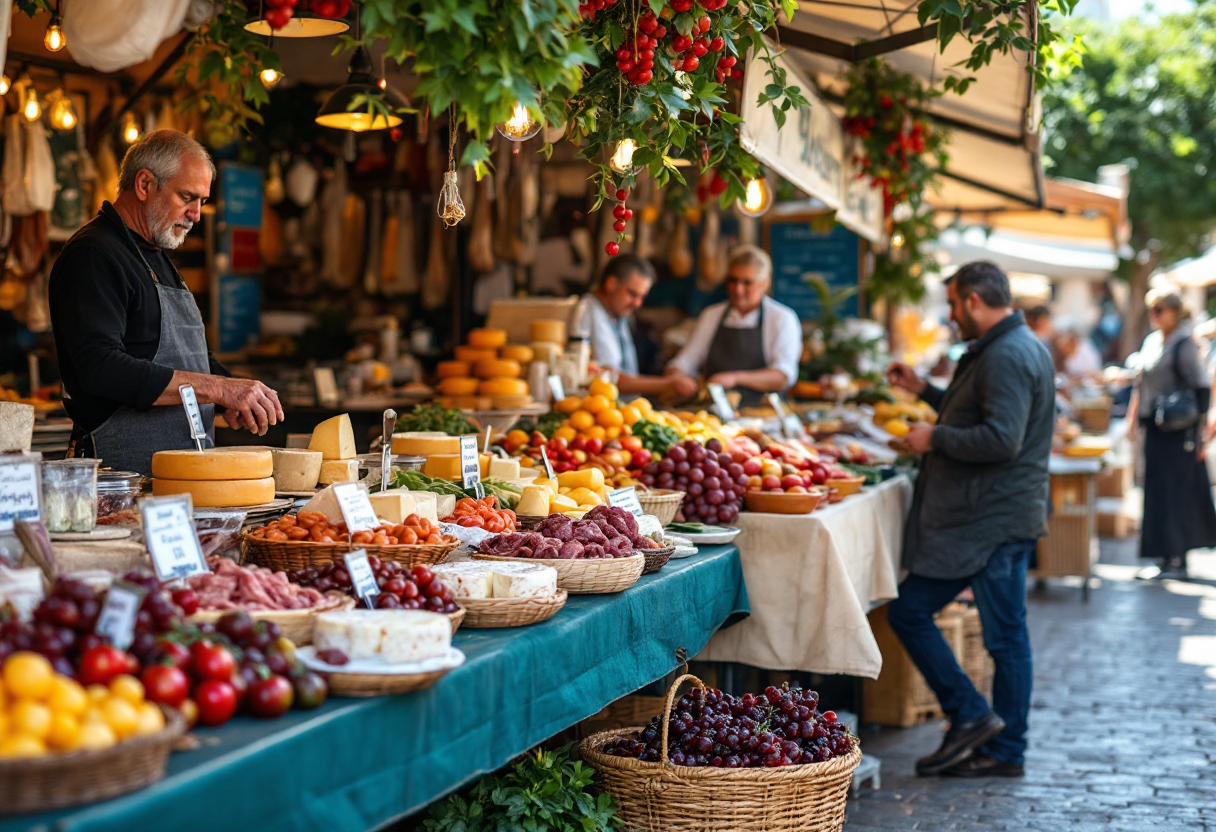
765, 220, 861, 320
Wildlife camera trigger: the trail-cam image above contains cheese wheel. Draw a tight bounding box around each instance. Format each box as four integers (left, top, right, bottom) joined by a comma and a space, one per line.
308, 414, 357, 460
499, 345, 535, 364
152, 477, 276, 507
151, 448, 274, 481
437, 377, 480, 396
473, 358, 522, 379
531, 319, 567, 345
422, 454, 463, 481
466, 327, 508, 348
436, 360, 471, 379
492, 394, 533, 410
454, 346, 497, 363
478, 378, 529, 396
392, 432, 461, 456
271, 448, 323, 492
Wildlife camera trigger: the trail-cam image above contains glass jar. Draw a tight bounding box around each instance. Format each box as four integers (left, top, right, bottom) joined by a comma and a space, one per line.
41, 459, 101, 533
97, 470, 144, 523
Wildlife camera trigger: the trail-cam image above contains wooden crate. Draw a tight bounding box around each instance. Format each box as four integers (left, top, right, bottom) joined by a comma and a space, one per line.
1096, 462, 1133, 499
1035, 509, 1096, 578
864, 606, 965, 728
1077, 405, 1111, 435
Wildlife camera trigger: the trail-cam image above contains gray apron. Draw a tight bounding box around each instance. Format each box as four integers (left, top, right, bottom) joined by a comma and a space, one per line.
88, 206, 214, 476
615, 316, 639, 376
704, 302, 767, 409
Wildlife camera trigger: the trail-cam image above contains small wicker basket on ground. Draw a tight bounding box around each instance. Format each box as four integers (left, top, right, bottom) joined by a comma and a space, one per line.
636, 489, 686, 527
582, 675, 862, 832
240, 533, 460, 572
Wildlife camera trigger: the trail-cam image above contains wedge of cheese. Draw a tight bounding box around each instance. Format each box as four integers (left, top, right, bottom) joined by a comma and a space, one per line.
314, 610, 450, 665
491, 563, 558, 599
151, 448, 274, 481
488, 457, 521, 480
516, 486, 551, 516
368, 490, 420, 525
318, 459, 360, 485
308, 414, 357, 460
422, 454, 462, 481
271, 448, 323, 492
301, 483, 369, 522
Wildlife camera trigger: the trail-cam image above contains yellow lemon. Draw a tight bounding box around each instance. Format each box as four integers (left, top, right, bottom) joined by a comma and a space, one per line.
76, 721, 117, 751
109, 675, 145, 706
568, 410, 596, 431
554, 396, 583, 414
632, 397, 654, 416
10, 700, 53, 740
2, 652, 54, 701
102, 698, 140, 740
552, 425, 577, 443
0, 733, 46, 758
596, 408, 624, 428
82, 706, 107, 724
48, 676, 88, 717
620, 405, 641, 426
582, 394, 610, 415
883, 418, 911, 438
135, 702, 166, 736
588, 378, 619, 402
46, 712, 82, 751
86, 684, 110, 706
584, 425, 607, 441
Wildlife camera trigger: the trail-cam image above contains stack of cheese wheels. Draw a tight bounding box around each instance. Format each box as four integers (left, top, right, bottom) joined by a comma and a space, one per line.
436, 327, 533, 410
529, 319, 566, 369
395, 431, 491, 482
307, 413, 361, 485
151, 448, 276, 507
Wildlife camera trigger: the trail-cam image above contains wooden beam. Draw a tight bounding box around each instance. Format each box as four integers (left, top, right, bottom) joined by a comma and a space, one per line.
775, 27, 855, 62
776, 22, 938, 62
852, 24, 939, 60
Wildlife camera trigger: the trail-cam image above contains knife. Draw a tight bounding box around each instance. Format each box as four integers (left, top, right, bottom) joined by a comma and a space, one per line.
381, 408, 396, 491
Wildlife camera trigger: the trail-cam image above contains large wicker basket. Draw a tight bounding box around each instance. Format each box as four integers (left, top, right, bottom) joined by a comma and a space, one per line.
458, 590, 568, 628
0, 706, 187, 814
189, 595, 356, 645
240, 532, 460, 571
582, 675, 862, 832
636, 489, 685, 527
470, 552, 644, 594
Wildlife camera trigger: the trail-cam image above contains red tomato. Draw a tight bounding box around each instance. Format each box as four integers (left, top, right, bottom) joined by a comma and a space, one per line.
141, 665, 190, 708
156, 640, 192, 670
248, 675, 295, 718
194, 680, 238, 726
190, 641, 237, 683
78, 645, 131, 686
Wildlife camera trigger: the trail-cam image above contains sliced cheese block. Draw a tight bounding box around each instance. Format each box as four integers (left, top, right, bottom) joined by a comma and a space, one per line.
0, 402, 35, 452
151, 448, 274, 481
531, 477, 559, 496
557, 468, 606, 490
492, 563, 558, 598
478, 378, 528, 396
466, 327, 508, 348
422, 454, 463, 481
436, 360, 472, 379
473, 358, 522, 379
392, 432, 461, 457
400, 490, 442, 523
301, 484, 348, 522
453, 345, 496, 363
437, 377, 480, 397
515, 486, 550, 516
152, 476, 275, 507
314, 610, 451, 665
318, 459, 360, 485
431, 563, 495, 599
488, 457, 521, 480
369, 490, 419, 525
499, 345, 535, 364
271, 449, 323, 492
516, 467, 540, 480
531, 319, 567, 345
308, 414, 357, 460
549, 493, 579, 511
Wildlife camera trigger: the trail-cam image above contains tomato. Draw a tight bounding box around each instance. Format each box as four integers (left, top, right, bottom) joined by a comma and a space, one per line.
140, 666, 190, 708
171, 589, 199, 616
194, 680, 238, 726
248, 675, 294, 718
78, 645, 131, 686
291, 672, 328, 710
190, 641, 237, 683
156, 640, 192, 670
228, 669, 250, 705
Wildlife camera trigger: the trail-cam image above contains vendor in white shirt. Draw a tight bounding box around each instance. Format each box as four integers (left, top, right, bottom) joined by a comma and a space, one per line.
584, 255, 685, 397
666, 245, 802, 408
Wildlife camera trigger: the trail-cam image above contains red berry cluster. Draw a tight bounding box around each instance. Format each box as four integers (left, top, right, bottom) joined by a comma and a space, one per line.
605, 187, 632, 256
578, 0, 619, 21
263, 0, 350, 30
614, 11, 666, 86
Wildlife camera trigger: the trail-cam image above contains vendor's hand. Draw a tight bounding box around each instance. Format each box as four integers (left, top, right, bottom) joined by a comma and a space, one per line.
668, 373, 700, 398
211, 378, 283, 436
706, 371, 737, 390
886, 362, 927, 396
904, 421, 935, 454
222, 408, 251, 433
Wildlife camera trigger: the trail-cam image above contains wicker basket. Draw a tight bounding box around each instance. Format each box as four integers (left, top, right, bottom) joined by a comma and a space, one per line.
582, 675, 861, 832
240, 532, 460, 572
636, 489, 686, 527
0, 706, 187, 814
447, 606, 465, 634
471, 552, 644, 594
189, 595, 356, 645
640, 544, 675, 575
458, 590, 568, 628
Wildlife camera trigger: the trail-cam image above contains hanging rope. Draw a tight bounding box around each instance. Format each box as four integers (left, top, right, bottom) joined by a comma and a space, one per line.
438, 104, 466, 227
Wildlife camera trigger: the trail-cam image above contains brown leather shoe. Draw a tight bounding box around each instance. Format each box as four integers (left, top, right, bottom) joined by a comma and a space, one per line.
941, 752, 1024, 778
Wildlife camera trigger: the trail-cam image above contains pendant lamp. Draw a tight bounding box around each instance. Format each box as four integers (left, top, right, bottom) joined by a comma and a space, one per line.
315, 45, 406, 132
244, 0, 349, 38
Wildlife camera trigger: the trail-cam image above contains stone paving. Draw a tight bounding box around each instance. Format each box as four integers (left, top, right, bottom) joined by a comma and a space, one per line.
846, 538, 1216, 831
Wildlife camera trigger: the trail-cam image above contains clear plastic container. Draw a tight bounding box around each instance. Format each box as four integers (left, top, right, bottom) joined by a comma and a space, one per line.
41, 459, 101, 533
96, 470, 144, 523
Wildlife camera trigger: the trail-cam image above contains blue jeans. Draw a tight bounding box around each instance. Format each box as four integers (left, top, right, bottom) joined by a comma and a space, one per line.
886, 540, 1035, 765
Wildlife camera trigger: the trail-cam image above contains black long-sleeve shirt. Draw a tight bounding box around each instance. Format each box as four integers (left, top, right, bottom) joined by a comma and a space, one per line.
48, 207, 229, 433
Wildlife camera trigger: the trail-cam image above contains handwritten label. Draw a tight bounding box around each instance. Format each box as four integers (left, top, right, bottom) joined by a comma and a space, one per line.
343, 550, 380, 608
460, 435, 481, 491
0, 459, 41, 534
178, 384, 207, 448
95, 581, 146, 650
539, 446, 556, 480
607, 487, 644, 518
708, 384, 735, 422
332, 482, 378, 533
142, 496, 209, 580
314, 367, 340, 407
547, 374, 566, 403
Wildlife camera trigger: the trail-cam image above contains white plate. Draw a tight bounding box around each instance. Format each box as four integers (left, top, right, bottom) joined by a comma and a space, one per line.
667, 526, 742, 545
297, 646, 466, 676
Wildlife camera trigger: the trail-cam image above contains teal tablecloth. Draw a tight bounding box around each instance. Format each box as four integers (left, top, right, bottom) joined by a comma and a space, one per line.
12, 545, 746, 832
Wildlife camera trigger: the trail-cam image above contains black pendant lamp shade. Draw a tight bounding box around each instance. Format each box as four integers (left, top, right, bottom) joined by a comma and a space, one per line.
315, 45, 406, 132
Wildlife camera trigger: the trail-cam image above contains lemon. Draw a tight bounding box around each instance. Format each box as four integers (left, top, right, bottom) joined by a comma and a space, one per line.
48, 676, 88, 717
0, 733, 47, 758
582, 394, 610, 415
76, 722, 117, 751
552, 425, 577, 443
554, 396, 583, 414
883, 418, 911, 438
587, 378, 619, 402
135, 702, 166, 736
9, 700, 53, 740
103, 698, 140, 740
2, 652, 54, 701
620, 405, 641, 426
46, 712, 82, 751
86, 684, 110, 705
568, 410, 595, 431
596, 408, 624, 428
109, 675, 145, 706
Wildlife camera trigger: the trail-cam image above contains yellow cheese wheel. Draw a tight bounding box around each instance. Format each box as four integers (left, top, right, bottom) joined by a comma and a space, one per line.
436, 361, 471, 379
466, 328, 508, 348
531, 319, 567, 345
499, 345, 535, 364
151, 448, 274, 481
392, 432, 461, 456
152, 477, 276, 507
438, 377, 481, 396
478, 378, 529, 396
422, 454, 463, 481
473, 358, 522, 379
454, 346, 497, 363
491, 394, 534, 410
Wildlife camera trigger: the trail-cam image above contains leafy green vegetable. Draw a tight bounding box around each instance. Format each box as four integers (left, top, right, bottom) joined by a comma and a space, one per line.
838, 462, 884, 486
665, 521, 707, 534
395, 404, 477, 436
476, 478, 523, 510
512, 411, 565, 440
389, 469, 468, 497
631, 420, 681, 454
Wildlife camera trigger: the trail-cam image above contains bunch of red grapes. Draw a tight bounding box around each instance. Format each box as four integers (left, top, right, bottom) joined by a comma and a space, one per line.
603, 685, 853, 768
289, 560, 460, 614
638, 438, 745, 525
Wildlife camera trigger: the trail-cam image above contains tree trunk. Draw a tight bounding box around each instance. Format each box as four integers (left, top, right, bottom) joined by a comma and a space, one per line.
1117, 242, 1161, 362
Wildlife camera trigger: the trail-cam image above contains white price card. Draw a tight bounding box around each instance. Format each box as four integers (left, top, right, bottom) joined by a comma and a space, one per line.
0, 457, 42, 534
314, 367, 340, 407
141, 495, 209, 581
332, 481, 379, 533
344, 550, 380, 608
539, 446, 556, 480
708, 383, 735, 422
607, 486, 645, 518
95, 581, 146, 650
459, 435, 482, 493
178, 384, 207, 449
547, 374, 566, 403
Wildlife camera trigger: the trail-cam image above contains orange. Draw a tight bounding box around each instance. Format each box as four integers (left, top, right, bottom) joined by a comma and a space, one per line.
588, 378, 619, 402
0, 733, 46, 758
552, 425, 577, 443
596, 408, 624, 428
48, 677, 88, 717
883, 419, 911, 438
554, 396, 583, 414
620, 405, 642, 426
584, 425, 607, 441
568, 410, 596, 431
620, 435, 644, 453
76, 722, 117, 751
632, 397, 654, 415
605, 426, 622, 440
46, 712, 82, 750
2, 652, 54, 700
582, 394, 610, 415
10, 700, 52, 740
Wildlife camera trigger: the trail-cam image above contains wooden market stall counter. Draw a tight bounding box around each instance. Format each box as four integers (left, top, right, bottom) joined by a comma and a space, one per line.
9, 547, 746, 832
696, 477, 912, 679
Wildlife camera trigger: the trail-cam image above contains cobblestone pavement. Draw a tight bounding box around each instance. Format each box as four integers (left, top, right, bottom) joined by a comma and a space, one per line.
847, 538, 1216, 830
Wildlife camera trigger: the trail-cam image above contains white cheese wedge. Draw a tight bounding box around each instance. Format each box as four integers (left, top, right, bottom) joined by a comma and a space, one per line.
318, 459, 360, 485
308, 413, 357, 460
402, 491, 455, 519
368, 490, 419, 525
488, 457, 521, 480
271, 448, 323, 492
431, 563, 496, 599
313, 610, 451, 665
491, 563, 558, 599
312, 612, 355, 655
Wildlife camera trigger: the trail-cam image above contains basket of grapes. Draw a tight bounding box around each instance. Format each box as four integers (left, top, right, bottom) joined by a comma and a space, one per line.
582, 674, 861, 832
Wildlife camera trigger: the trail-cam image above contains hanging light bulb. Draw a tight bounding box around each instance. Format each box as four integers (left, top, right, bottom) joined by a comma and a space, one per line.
315, 45, 406, 132
0, 75, 11, 96
259, 67, 285, 89
43, 10, 66, 52
21, 83, 41, 122
494, 101, 541, 142
609, 139, 637, 173
50, 93, 77, 131
890, 231, 906, 248
736, 177, 774, 217
122, 112, 141, 144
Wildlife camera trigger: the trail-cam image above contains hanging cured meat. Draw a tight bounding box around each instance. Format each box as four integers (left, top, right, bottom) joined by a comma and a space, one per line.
363, 189, 383, 294
337, 192, 366, 289
422, 208, 448, 310
393, 193, 418, 294
697, 205, 726, 291
468, 175, 495, 274
668, 214, 693, 278
2, 115, 31, 216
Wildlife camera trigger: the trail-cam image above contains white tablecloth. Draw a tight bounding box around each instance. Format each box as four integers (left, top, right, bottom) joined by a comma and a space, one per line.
696, 476, 912, 679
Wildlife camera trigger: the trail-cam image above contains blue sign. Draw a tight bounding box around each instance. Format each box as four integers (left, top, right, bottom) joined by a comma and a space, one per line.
219, 163, 263, 228
767, 221, 860, 320
217, 274, 260, 353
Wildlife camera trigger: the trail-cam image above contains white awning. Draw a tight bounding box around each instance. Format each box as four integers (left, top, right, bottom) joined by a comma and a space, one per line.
938, 227, 1119, 280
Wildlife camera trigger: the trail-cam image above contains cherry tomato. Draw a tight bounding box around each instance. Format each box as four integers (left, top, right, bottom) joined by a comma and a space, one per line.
248, 675, 295, 718
78, 645, 131, 686
171, 589, 200, 616
156, 640, 192, 670
292, 672, 329, 710
194, 680, 238, 726
190, 641, 237, 683
141, 665, 190, 708
228, 669, 250, 705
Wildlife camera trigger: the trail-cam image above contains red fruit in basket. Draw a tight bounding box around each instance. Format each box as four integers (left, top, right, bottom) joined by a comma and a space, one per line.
760, 474, 781, 491
171, 589, 200, 616
194, 680, 238, 726
156, 640, 192, 670
249, 675, 295, 718
411, 566, 434, 587
191, 641, 237, 683
781, 474, 803, 490
78, 645, 130, 686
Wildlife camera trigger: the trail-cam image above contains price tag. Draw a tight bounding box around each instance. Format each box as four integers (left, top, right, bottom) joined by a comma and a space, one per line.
539, 446, 556, 480
708, 383, 735, 422
460, 435, 482, 492
0, 457, 41, 534
332, 481, 378, 532
607, 486, 644, 518
343, 550, 380, 608
95, 581, 146, 650
548, 374, 566, 403
178, 384, 207, 451
314, 367, 340, 407
141, 496, 209, 581
766, 392, 787, 419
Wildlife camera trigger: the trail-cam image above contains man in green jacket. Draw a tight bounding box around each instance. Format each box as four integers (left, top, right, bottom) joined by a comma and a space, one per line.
885, 260, 1055, 778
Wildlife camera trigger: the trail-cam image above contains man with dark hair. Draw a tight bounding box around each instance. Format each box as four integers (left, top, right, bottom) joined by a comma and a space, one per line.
884, 260, 1054, 778
1024, 304, 1052, 346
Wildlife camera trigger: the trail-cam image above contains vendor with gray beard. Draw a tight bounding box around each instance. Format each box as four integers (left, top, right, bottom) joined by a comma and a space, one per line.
50, 130, 282, 475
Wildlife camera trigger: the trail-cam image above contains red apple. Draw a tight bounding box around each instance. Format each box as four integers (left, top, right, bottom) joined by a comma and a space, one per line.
810, 465, 827, 485
570, 435, 587, 452
761, 474, 782, 490
585, 438, 603, 455
781, 474, 803, 490
742, 458, 762, 476
633, 449, 652, 467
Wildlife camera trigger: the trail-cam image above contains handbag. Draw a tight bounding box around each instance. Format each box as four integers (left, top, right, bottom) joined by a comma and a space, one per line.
1153, 338, 1200, 432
